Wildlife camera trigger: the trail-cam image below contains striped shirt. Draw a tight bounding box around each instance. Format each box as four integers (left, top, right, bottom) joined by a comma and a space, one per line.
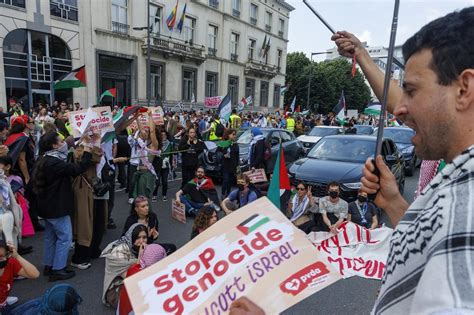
373, 145, 474, 314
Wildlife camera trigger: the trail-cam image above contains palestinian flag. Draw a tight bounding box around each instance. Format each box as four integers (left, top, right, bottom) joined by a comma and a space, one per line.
113, 105, 146, 130
216, 140, 232, 149
237, 214, 270, 235
280, 86, 288, 95
332, 90, 346, 124
267, 145, 291, 212
54, 65, 87, 90
4, 133, 28, 167
99, 88, 117, 101
188, 177, 215, 191
364, 103, 381, 116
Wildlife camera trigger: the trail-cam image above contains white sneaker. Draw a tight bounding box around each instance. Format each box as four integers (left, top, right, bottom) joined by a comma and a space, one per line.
128, 198, 134, 205
6, 296, 18, 305
71, 262, 92, 270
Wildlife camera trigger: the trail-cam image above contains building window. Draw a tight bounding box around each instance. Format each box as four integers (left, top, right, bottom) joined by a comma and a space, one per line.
260, 81, 269, 107
0, 0, 25, 8
205, 72, 218, 97
228, 76, 239, 106
279, 18, 284, 37
273, 84, 281, 108
182, 68, 196, 102
184, 16, 196, 45
111, 0, 129, 34
230, 32, 239, 61
208, 24, 218, 56
50, 0, 78, 21
232, 0, 240, 17
209, 0, 218, 9
99, 54, 132, 107
150, 4, 162, 34
245, 79, 255, 101
277, 49, 282, 70
250, 3, 258, 25
265, 11, 272, 32
248, 38, 256, 60
151, 64, 164, 100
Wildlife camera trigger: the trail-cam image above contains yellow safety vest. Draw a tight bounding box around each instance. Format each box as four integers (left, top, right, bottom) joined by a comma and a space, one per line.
286, 118, 295, 132
209, 120, 221, 141
229, 114, 241, 129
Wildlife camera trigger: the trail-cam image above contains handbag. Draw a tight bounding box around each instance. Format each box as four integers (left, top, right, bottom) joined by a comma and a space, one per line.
80, 175, 111, 197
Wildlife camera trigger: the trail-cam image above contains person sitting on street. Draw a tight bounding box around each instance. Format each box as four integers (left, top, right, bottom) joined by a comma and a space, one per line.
117, 244, 167, 315
318, 182, 348, 233
287, 183, 317, 234
190, 206, 218, 240
100, 223, 147, 308
123, 196, 176, 255
348, 190, 379, 229
0, 241, 39, 313
175, 167, 219, 216
221, 175, 258, 215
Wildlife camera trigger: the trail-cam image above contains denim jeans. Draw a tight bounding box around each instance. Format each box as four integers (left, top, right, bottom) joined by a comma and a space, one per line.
179, 196, 205, 215
221, 171, 235, 197
43, 216, 73, 270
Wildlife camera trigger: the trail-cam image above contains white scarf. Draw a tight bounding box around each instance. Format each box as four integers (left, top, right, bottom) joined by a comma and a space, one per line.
290, 194, 309, 222
44, 149, 68, 162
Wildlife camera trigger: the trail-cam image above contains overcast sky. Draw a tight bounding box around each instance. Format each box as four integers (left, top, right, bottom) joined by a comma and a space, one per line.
287, 0, 474, 61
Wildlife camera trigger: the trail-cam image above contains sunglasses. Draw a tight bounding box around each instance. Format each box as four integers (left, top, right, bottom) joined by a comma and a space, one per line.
297, 187, 306, 191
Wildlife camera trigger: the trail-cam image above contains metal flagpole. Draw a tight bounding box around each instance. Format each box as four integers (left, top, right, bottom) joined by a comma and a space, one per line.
302, 0, 336, 34
374, 0, 400, 156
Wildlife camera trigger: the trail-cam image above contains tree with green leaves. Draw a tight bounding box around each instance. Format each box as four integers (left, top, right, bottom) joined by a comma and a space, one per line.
284, 52, 372, 113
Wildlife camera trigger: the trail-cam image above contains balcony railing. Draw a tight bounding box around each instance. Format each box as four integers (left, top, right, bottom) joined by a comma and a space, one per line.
250, 17, 257, 25
265, 25, 271, 32
232, 9, 240, 18
144, 34, 206, 64
230, 54, 238, 62
50, 1, 78, 21
208, 47, 217, 57
278, 31, 284, 38
112, 21, 130, 35
244, 59, 278, 79
209, 0, 219, 9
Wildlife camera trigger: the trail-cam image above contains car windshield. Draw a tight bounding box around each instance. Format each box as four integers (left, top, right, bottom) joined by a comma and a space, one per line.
307, 138, 375, 163
308, 127, 340, 137
383, 128, 414, 144
237, 129, 270, 144
354, 125, 373, 135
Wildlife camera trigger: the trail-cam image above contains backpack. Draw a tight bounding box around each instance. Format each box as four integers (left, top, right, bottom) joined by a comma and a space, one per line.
215, 121, 225, 137
263, 141, 272, 161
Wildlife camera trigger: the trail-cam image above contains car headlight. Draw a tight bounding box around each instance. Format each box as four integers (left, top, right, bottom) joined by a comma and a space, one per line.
343, 182, 362, 190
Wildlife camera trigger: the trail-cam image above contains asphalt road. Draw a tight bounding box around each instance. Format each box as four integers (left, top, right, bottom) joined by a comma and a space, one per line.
12, 169, 419, 314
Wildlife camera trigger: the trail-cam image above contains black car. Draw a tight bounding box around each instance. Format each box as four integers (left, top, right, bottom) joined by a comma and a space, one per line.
200, 128, 305, 179
288, 135, 405, 202
374, 127, 420, 176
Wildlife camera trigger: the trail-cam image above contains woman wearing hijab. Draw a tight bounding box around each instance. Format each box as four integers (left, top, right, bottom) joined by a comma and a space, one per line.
287, 182, 317, 234
117, 244, 167, 315
101, 223, 148, 308
248, 127, 266, 171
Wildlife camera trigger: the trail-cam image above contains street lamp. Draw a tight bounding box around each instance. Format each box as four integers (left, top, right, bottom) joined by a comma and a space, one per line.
306, 51, 327, 109
133, 0, 151, 107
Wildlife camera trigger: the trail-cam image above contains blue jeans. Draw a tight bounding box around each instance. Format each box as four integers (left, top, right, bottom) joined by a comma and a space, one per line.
221, 171, 234, 197
180, 196, 205, 215
43, 216, 73, 270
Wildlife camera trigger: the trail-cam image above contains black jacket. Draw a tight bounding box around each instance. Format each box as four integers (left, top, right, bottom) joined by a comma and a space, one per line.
218, 142, 239, 173
35, 152, 92, 219
123, 212, 159, 244
250, 139, 265, 169
178, 137, 205, 168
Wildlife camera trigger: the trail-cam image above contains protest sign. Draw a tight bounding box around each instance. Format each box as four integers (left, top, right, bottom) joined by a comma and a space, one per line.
243, 169, 267, 183
125, 197, 342, 315
308, 221, 392, 280
204, 96, 223, 109
138, 106, 165, 125
171, 200, 186, 224
67, 106, 114, 138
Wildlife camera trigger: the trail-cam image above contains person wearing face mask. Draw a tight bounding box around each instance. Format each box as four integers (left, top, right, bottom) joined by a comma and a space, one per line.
221, 175, 258, 215
318, 182, 348, 233
100, 223, 148, 308
31, 131, 96, 281
347, 190, 379, 229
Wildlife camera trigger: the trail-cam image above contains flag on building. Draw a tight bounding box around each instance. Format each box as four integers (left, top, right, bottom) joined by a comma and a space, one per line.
99, 88, 117, 101
280, 86, 288, 95
177, 2, 187, 33
53, 65, 87, 90
166, 0, 179, 30
217, 93, 231, 122
259, 34, 267, 57
267, 145, 292, 211
290, 96, 296, 112
332, 90, 346, 124
263, 36, 271, 58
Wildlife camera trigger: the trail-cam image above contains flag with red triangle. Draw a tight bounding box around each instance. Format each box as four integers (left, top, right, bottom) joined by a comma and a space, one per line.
53, 65, 87, 90
99, 88, 117, 101
267, 145, 292, 212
